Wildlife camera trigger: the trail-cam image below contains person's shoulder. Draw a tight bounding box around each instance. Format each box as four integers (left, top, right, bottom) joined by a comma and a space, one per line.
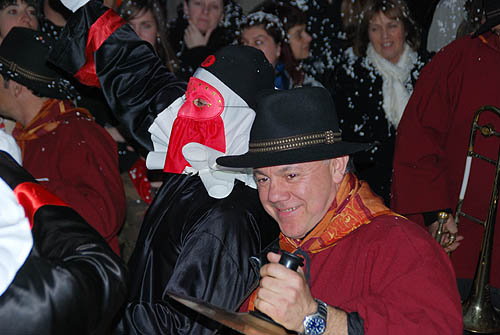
362, 214, 442, 256
435, 34, 478, 58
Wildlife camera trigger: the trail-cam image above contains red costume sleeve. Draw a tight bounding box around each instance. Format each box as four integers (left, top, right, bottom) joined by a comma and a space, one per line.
44, 121, 125, 254
391, 39, 468, 215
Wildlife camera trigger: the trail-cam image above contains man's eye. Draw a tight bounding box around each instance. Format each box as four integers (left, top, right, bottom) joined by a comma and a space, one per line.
255, 39, 262, 46
8, 9, 18, 15
255, 176, 268, 184
287, 173, 297, 179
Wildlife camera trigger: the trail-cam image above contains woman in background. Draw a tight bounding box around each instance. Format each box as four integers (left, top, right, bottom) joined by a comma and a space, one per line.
119, 0, 179, 73
239, 11, 284, 80
168, 0, 242, 80
333, 0, 430, 205
255, 1, 322, 89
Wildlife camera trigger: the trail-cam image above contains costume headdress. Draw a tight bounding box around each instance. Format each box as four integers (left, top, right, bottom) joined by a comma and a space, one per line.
146, 46, 275, 198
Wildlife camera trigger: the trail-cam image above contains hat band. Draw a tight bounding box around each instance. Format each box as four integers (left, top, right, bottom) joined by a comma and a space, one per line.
0, 56, 57, 84
249, 130, 341, 153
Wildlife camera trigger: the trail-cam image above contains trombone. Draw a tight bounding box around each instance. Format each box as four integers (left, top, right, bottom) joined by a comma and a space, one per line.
454, 105, 500, 333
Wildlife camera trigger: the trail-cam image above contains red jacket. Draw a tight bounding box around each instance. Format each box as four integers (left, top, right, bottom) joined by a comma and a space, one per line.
15, 99, 125, 254
392, 32, 500, 286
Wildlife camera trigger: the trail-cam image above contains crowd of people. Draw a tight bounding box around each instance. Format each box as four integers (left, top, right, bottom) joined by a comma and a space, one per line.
0, 0, 499, 334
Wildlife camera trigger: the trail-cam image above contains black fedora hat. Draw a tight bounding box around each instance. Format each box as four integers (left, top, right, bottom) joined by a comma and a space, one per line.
200, 45, 275, 108
216, 87, 372, 168
473, 0, 500, 37
0, 27, 76, 100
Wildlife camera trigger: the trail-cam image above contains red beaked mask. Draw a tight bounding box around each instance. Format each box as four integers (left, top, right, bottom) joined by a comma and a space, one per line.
163, 77, 226, 173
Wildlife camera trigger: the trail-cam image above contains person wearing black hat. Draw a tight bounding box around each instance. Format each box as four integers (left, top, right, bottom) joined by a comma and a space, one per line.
392, 0, 500, 306
0, 149, 127, 334
217, 87, 463, 334
113, 44, 281, 335
0, 27, 126, 255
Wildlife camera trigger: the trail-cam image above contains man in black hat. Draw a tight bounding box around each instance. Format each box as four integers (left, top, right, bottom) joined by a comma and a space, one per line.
392, 0, 500, 305
217, 87, 463, 334
0, 27, 126, 254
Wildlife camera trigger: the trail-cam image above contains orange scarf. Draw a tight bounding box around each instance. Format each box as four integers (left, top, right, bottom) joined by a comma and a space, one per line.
280, 172, 396, 253
247, 173, 401, 311
13, 99, 93, 158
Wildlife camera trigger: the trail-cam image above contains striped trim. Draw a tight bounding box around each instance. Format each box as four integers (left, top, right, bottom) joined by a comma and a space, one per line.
249, 130, 341, 153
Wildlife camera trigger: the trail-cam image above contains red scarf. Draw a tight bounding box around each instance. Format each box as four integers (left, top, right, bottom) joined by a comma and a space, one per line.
13, 99, 93, 158
247, 173, 402, 311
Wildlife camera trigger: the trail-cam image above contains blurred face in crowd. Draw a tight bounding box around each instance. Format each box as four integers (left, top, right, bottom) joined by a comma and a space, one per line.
128, 8, 158, 48
368, 11, 405, 64
241, 25, 281, 67
287, 24, 311, 60
183, 0, 224, 34
0, 0, 37, 44
254, 158, 347, 239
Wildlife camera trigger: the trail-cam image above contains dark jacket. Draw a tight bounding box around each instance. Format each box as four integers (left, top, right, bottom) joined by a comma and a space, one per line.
0, 151, 127, 334
116, 173, 280, 334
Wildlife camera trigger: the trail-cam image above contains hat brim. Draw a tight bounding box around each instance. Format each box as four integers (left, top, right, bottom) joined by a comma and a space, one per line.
217, 141, 372, 169
0, 67, 73, 101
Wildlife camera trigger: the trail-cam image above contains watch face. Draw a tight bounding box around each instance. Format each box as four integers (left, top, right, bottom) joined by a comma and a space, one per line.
305, 316, 326, 335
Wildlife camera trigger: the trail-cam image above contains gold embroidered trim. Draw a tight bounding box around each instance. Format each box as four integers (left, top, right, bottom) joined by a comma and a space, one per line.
0, 56, 56, 83
249, 130, 341, 153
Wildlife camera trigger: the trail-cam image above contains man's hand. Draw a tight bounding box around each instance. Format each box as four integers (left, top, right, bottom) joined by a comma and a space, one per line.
184, 22, 214, 49
429, 215, 464, 253
254, 252, 316, 333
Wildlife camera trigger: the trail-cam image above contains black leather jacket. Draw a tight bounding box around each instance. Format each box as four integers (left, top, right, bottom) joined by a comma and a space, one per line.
116, 173, 279, 334
0, 151, 127, 334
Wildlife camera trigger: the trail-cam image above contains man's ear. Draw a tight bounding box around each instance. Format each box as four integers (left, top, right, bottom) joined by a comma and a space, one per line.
331, 155, 349, 183
11, 82, 23, 98
276, 42, 281, 58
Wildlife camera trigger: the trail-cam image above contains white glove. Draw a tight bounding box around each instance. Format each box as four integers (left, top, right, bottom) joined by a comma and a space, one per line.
0, 177, 32, 296
60, 0, 90, 13
0, 129, 21, 165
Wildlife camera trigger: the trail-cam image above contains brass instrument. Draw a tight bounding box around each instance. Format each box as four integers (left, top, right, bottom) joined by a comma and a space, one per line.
456, 106, 500, 333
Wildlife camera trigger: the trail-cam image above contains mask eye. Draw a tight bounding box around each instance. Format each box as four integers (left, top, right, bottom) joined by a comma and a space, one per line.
193, 98, 210, 107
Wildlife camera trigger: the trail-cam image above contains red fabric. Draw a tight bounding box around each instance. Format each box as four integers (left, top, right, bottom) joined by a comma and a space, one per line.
13, 99, 126, 255
128, 157, 152, 204
164, 77, 226, 173
74, 9, 125, 87
242, 216, 463, 334
13, 182, 68, 229
392, 33, 500, 287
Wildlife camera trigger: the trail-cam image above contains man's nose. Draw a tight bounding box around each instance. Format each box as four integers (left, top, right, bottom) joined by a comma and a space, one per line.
201, 4, 209, 13
267, 179, 288, 203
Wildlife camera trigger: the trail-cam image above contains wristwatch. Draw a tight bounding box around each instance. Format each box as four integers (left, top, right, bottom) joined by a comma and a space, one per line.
302, 298, 328, 335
